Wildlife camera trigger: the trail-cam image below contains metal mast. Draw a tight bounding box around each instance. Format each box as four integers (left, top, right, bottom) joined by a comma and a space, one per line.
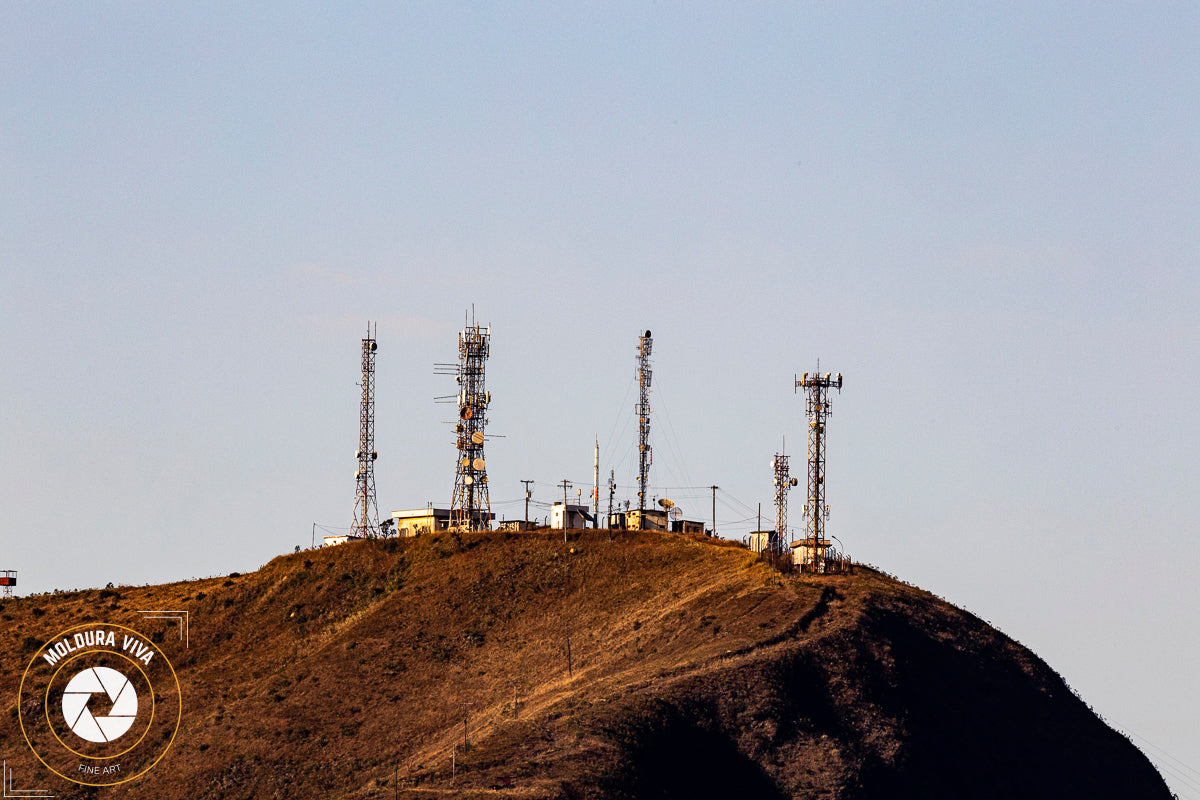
795, 367, 843, 572
351, 322, 381, 539
772, 454, 797, 552
593, 438, 600, 528
636, 330, 653, 512
447, 314, 492, 531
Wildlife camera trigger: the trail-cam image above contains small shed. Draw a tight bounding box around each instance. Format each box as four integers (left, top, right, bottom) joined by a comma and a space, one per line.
748, 531, 781, 554
790, 537, 833, 570
551, 503, 594, 530
671, 519, 706, 536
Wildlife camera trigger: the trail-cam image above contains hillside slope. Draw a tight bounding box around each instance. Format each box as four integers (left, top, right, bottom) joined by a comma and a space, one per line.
0, 530, 1171, 799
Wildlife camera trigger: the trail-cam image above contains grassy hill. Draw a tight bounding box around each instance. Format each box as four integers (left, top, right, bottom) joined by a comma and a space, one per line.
0, 530, 1172, 799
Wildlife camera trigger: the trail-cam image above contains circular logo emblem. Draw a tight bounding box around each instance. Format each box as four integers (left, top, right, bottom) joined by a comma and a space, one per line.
18, 623, 181, 787
61, 666, 139, 743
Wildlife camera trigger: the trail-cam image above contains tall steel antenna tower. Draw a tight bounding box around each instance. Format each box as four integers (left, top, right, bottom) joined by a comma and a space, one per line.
772, 454, 798, 553
795, 367, 843, 572
446, 312, 492, 531
351, 322, 381, 539
636, 330, 653, 512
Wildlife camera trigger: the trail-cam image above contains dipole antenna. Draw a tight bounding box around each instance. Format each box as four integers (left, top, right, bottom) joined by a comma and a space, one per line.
443, 311, 493, 531
351, 322, 381, 539
636, 330, 653, 512
795, 366, 843, 572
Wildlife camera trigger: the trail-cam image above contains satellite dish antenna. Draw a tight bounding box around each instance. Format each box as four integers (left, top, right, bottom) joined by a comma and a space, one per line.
472, 458, 486, 471
669, 507, 682, 521
460, 406, 473, 420
464, 475, 474, 485
658, 498, 674, 510
471, 431, 485, 445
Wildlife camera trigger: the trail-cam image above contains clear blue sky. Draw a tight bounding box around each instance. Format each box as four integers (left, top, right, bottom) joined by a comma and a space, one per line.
3, 3, 1198, 793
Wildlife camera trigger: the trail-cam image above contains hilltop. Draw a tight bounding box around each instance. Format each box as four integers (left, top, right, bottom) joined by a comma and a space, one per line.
0, 530, 1171, 799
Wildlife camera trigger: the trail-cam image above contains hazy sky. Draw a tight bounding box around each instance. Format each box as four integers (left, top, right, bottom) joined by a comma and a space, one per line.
3, 3, 1198, 793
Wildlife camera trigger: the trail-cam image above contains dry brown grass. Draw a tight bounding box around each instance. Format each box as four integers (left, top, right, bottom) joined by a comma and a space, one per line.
0, 530, 1171, 800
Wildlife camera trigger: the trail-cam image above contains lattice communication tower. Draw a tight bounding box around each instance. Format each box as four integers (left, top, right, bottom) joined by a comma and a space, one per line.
772, 454, 798, 553
795, 368, 843, 572
0, 570, 15, 598
636, 330, 653, 512
351, 322, 381, 539
446, 316, 492, 531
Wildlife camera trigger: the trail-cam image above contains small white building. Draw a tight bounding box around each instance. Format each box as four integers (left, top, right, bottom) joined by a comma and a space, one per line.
323, 534, 364, 547
551, 502, 594, 529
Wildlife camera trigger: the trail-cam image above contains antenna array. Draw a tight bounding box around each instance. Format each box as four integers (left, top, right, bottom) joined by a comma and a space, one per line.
636, 330, 653, 512
795, 368, 843, 572
447, 314, 492, 531
351, 322, 381, 539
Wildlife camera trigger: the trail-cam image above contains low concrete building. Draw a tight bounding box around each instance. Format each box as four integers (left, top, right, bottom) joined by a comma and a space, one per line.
551, 502, 594, 529
497, 519, 537, 532
391, 508, 452, 537
671, 519, 706, 536
392, 507, 495, 534
625, 508, 669, 531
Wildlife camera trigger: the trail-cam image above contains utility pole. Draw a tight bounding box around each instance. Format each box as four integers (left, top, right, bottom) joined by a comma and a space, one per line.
710, 485, 719, 537
593, 438, 600, 528
521, 479, 534, 524
559, 479, 572, 542
459, 701, 474, 749
607, 470, 616, 531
